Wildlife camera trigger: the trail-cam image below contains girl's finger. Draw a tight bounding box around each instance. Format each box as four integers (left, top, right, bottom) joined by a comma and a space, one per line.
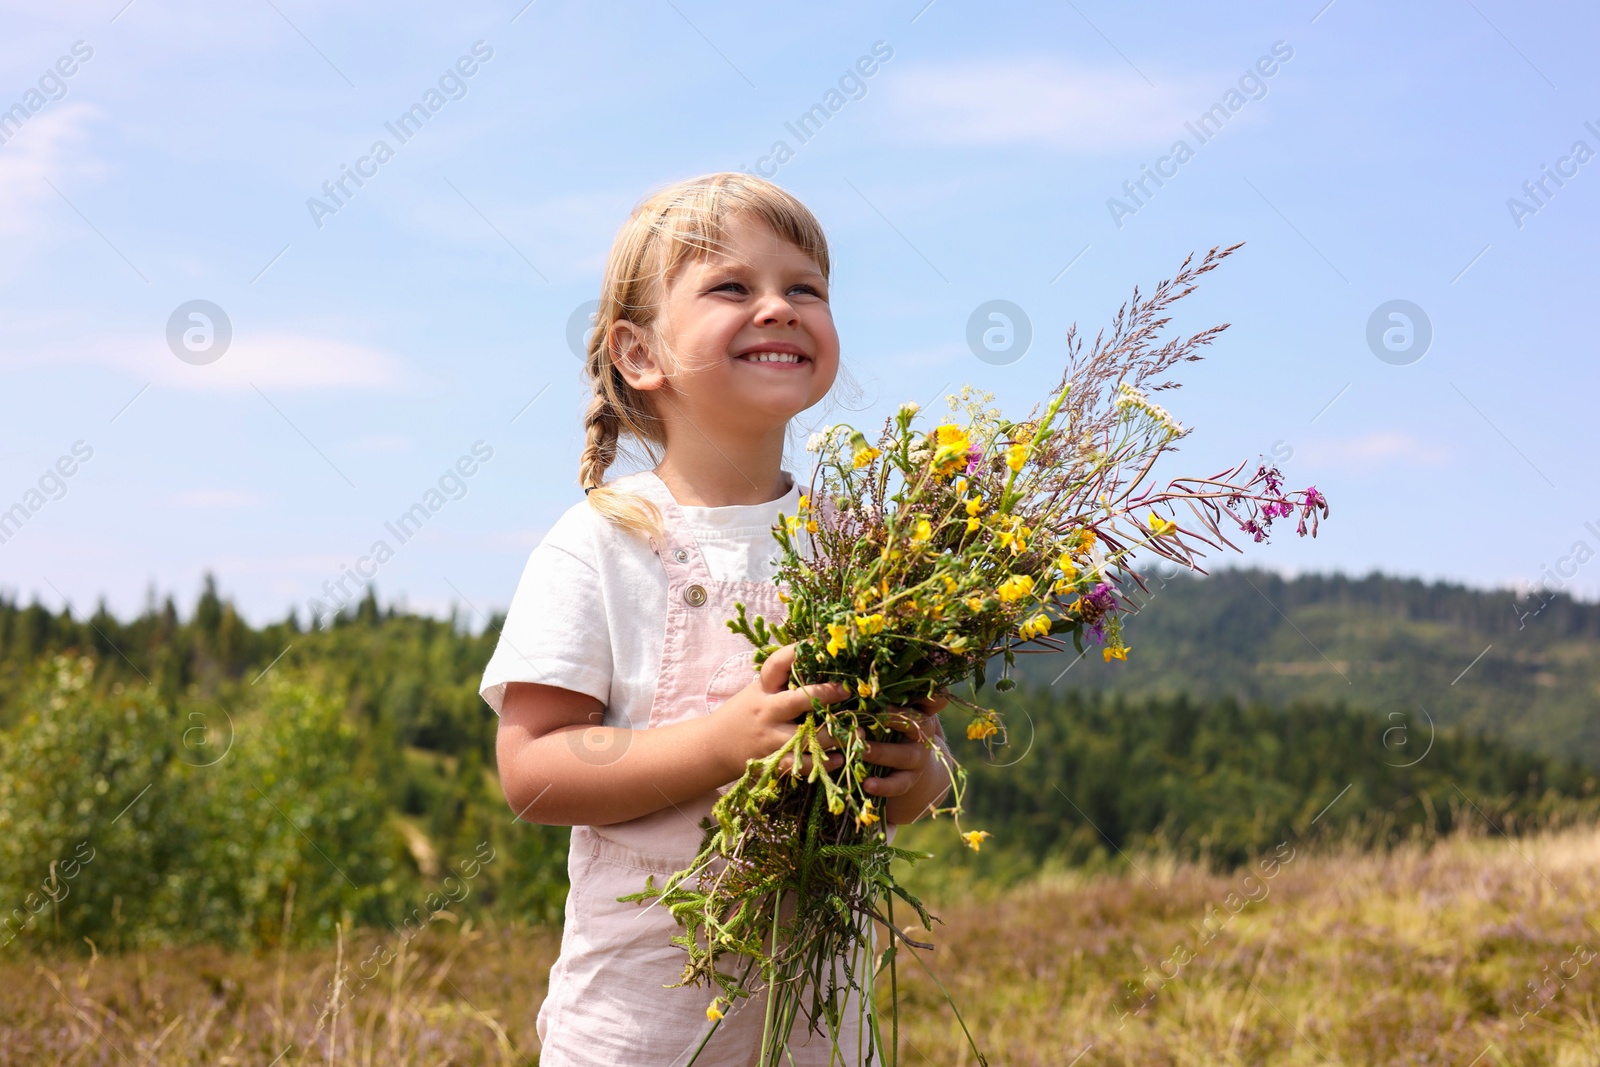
863, 769, 914, 797
759, 643, 798, 693
881, 709, 936, 740
910, 687, 949, 706
791, 750, 846, 776
788, 680, 850, 714
860, 739, 927, 771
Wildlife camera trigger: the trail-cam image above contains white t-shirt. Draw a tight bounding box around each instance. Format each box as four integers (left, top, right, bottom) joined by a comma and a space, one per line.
479, 470, 802, 729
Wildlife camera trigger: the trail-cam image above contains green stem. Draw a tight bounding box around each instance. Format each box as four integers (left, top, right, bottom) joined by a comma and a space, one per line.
902, 935, 988, 1065
1000, 381, 1073, 512
761, 889, 782, 1066
887, 888, 899, 1067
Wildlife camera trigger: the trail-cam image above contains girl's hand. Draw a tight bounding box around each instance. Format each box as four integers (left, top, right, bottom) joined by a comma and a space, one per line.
709, 643, 850, 779
859, 689, 950, 800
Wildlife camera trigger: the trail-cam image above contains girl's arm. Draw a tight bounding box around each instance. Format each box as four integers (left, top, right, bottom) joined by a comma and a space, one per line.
496, 644, 851, 827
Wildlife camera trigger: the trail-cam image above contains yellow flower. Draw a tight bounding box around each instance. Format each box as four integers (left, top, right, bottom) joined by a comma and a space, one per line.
854, 613, 886, 635
966, 717, 999, 741
1056, 553, 1078, 578
996, 574, 1035, 603
954, 476, 969, 494
849, 431, 880, 469
993, 514, 1030, 552
785, 515, 801, 536
856, 676, 878, 698
826, 622, 850, 657
966, 515, 980, 533
996, 527, 1030, 554
798, 494, 810, 512
961, 829, 992, 852
1074, 528, 1098, 551
706, 998, 725, 1022
1147, 512, 1177, 537
931, 424, 972, 475
1006, 442, 1028, 472
965, 495, 984, 516
910, 517, 933, 544
941, 574, 957, 593
965, 596, 986, 612
1019, 612, 1052, 641
856, 799, 880, 828
1103, 644, 1129, 662
806, 519, 818, 533
777, 590, 790, 603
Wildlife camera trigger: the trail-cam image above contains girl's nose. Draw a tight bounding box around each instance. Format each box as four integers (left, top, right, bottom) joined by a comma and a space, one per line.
755, 292, 800, 326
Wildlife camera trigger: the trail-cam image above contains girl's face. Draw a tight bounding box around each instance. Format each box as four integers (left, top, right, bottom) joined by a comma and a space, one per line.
628, 212, 839, 437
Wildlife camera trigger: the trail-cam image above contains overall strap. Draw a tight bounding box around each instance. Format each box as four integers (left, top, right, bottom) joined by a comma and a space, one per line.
607, 468, 713, 586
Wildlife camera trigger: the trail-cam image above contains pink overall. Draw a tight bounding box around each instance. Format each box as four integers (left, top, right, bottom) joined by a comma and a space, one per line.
535, 469, 875, 1066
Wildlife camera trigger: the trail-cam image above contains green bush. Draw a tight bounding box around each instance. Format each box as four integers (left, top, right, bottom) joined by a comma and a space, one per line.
0, 655, 409, 951
0, 655, 197, 950
173, 674, 407, 947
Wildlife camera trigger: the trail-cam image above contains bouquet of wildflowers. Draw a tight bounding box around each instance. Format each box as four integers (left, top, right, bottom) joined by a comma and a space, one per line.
624, 244, 1330, 1064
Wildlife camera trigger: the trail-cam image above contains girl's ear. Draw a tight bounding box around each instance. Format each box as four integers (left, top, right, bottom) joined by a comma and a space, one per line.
609, 319, 668, 392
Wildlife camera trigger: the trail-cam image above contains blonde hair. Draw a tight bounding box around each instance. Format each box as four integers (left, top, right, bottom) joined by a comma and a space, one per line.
579, 172, 836, 539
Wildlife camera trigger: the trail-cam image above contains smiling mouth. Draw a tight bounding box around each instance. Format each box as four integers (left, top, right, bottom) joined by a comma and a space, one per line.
735, 351, 810, 365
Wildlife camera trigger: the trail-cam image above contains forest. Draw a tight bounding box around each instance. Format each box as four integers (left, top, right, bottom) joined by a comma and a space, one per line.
0, 569, 1594, 954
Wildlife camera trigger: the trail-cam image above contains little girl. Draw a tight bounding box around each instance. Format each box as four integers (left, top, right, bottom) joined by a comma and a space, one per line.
479, 173, 953, 1066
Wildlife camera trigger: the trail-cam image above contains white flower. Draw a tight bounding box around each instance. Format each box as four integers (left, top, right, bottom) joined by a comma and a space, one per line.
805, 425, 838, 452
806, 424, 851, 454
899, 400, 920, 415
1113, 381, 1184, 438
1087, 538, 1109, 581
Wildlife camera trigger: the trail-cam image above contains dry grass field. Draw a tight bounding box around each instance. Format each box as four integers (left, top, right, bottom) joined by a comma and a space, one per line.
5, 820, 1599, 1066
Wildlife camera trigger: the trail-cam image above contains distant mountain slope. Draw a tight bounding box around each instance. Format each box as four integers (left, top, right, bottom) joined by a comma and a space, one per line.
1014, 568, 1600, 768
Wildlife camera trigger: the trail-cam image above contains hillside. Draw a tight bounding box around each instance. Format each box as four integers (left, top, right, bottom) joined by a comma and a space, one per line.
1014, 567, 1600, 769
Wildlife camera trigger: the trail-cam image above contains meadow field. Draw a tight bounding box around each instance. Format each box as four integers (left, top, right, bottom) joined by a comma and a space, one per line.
5, 816, 1598, 1066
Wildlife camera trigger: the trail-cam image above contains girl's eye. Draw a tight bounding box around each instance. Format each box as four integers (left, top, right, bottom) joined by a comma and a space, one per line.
711, 281, 824, 298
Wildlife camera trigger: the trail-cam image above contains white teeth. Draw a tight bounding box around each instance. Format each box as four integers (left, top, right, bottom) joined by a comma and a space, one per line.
741, 351, 803, 363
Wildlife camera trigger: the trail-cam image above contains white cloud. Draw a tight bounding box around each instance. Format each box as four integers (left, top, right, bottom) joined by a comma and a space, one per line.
481, 528, 547, 550
1299, 431, 1450, 467
165, 489, 268, 508
347, 434, 411, 454
165, 331, 412, 391
0, 102, 106, 277
402, 186, 629, 281
5, 328, 413, 391
207, 553, 354, 574
879, 58, 1207, 152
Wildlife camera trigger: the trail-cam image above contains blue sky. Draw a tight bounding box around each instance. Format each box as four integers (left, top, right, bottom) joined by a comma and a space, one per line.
1, 0, 1596, 628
